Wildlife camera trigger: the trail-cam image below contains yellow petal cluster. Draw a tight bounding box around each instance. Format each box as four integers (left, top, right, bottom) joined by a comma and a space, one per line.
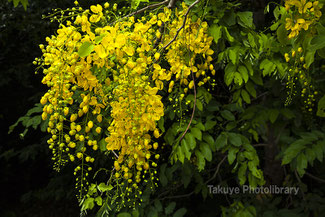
285, 0, 322, 38
36, 1, 216, 201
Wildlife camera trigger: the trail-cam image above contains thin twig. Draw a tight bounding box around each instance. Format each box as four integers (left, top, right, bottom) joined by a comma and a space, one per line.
167, 0, 178, 8
204, 155, 227, 184
162, 0, 201, 50
160, 155, 227, 200
111, 0, 169, 25
112, 150, 119, 159
161, 191, 194, 200
253, 143, 268, 147
179, 70, 196, 142
305, 172, 325, 183
295, 170, 305, 201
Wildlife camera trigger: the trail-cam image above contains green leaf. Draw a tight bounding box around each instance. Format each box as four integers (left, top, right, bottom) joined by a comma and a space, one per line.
296, 153, 308, 177
228, 133, 242, 147
305, 148, 316, 165
185, 133, 196, 149
223, 10, 236, 26
78, 41, 94, 57
165, 202, 177, 215
195, 150, 206, 171
234, 72, 243, 86
200, 143, 212, 162
195, 122, 205, 131
191, 127, 202, 141
221, 110, 235, 121
96, 203, 110, 217
245, 81, 256, 98
172, 208, 187, 217
98, 183, 113, 192
95, 196, 102, 206
248, 162, 262, 179
95, 34, 106, 44
305, 50, 315, 68
13, 0, 19, 7
177, 146, 185, 163
238, 65, 249, 83
281, 108, 295, 119
154, 200, 163, 212
260, 59, 276, 76
243, 151, 255, 160
226, 121, 236, 131
233, 90, 241, 102
251, 71, 263, 85
269, 109, 279, 123
237, 11, 253, 28
196, 100, 203, 111
223, 27, 235, 42
238, 162, 247, 185
207, 100, 220, 111
314, 141, 324, 162
205, 120, 217, 130
273, 6, 282, 20
241, 89, 251, 104
228, 147, 239, 165
131, 0, 141, 9
131, 210, 140, 217
270, 21, 280, 31
181, 139, 191, 160
203, 133, 215, 147
247, 33, 256, 48
229, 49, 237, 65
117, 213, 131, 217
209, 24, 222, 44
215, 133, 228, 151
277, 24, 289, 45
181, 163, 192, 188
282, 139, 307, 165
21, 0, 28, 10
82, 198, 95, 211
317, 95, 325, 117
147, 208, 158, 217
158, 117, 165, 132
99, 139, 107, 152
248, 129, 259, 142
309, 35, 325, 51
159, 164, 168, 186
224, 64, 236, 86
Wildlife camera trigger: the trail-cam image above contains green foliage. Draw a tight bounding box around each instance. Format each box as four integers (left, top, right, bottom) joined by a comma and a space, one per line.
8, 103, 46, 138
8, 0, 29, 10
78, 41, 95, 57
9, 0, 325, 216
317, 95, 325, 117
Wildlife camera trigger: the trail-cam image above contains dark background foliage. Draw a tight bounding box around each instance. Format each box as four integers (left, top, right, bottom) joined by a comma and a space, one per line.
2, 0, 325, 216
0, 0, 79, 216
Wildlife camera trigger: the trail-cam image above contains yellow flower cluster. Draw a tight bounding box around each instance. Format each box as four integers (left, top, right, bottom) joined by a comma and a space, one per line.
36, 1, 215, 201
285, 0, 322, 38
153, 4, 215, 93
284, 47, 317, 112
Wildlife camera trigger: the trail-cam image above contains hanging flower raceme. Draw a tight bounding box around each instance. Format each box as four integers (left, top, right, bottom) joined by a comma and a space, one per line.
35, 0, 216, 208
284, 0, 322, 39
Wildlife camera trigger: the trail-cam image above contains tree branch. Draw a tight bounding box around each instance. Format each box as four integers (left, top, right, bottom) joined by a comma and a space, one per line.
253, 143, 268, 147
204, 155, 227, 185
160, 155, 227, 200
112, 150, 119, 159
111, 0, 169, 25
162, 0, 201, 50
167, 0, 178, 9
305, 172, 325, 183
